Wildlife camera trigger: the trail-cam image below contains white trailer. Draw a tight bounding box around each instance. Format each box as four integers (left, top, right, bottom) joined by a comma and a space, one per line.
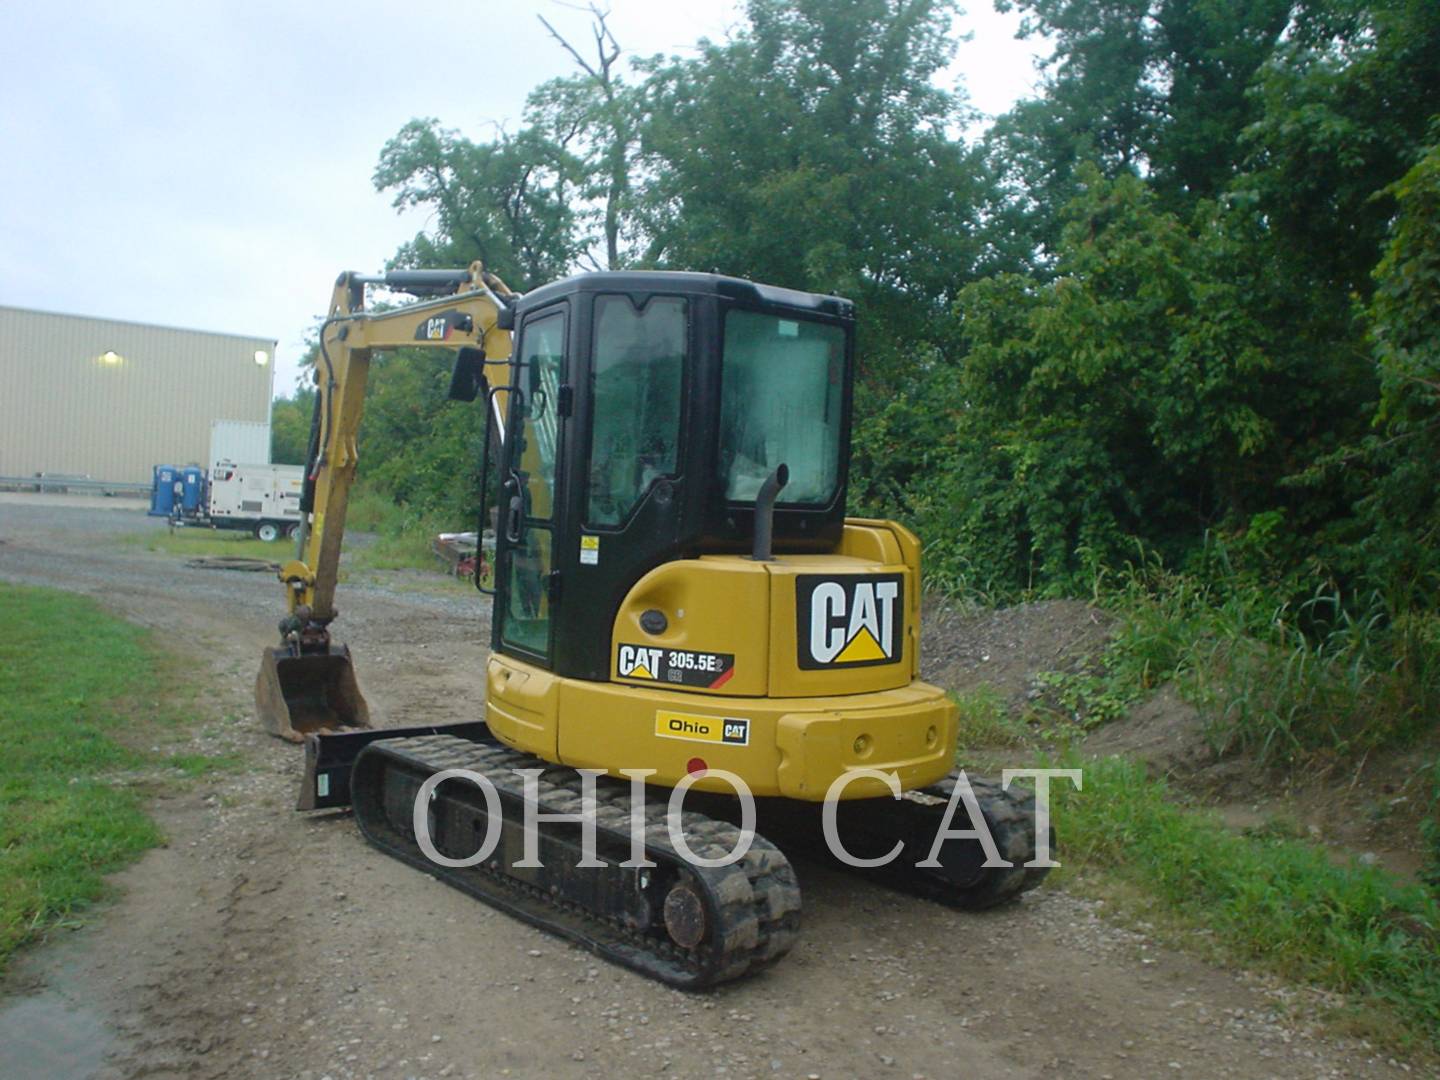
206, 462, 304, 541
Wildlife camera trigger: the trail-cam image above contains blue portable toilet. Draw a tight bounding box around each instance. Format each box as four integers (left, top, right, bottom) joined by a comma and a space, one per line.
180, 466, 206, 515
150, 466, 179, 517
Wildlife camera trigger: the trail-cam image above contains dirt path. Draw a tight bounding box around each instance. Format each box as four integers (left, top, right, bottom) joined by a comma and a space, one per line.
0, 496, 1422, 1079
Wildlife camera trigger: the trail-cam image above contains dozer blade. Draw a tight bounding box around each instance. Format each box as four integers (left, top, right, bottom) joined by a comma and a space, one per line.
295, 722, 488, 811
256, 644, 371, 743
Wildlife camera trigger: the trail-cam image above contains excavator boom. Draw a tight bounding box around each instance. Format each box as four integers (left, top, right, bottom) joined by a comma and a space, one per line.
255, 262, 514, 742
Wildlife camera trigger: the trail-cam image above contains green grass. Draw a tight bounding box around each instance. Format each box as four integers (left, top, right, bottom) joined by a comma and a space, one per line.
122, 529, 289, 560
343, 486, 402, 533
1046, 755, 1440, 1051
349, 524, 447, 573
0, 584, 174, 968
345, 486, 469, 577
952, 686, 1032, 749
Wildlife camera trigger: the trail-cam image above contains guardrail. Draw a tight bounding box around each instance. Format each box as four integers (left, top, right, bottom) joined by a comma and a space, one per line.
0, 475, 151, 496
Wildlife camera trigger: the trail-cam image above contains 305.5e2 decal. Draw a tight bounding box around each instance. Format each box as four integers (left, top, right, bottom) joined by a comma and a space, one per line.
617, 644, 736, 689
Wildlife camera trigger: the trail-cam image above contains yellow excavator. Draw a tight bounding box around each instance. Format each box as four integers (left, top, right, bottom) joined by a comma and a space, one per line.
257, 263, 1049, 988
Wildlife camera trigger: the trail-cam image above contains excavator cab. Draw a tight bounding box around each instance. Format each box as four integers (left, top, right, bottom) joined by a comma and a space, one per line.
483, 272, 854, 684
466, 273, 967, 800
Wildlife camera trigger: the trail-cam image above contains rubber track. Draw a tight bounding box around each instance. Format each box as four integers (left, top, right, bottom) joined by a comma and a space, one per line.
894, 771, 1053, 909
352, 734, 801, 989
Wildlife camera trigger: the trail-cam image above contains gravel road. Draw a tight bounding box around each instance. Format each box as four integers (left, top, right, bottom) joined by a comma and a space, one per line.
0, 495, 1423, 1080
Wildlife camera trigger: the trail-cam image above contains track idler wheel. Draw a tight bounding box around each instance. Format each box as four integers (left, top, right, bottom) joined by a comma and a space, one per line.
662, 881, 708, 949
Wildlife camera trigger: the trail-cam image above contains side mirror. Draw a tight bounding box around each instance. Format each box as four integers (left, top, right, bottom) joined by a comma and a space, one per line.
448, 346, 487, 402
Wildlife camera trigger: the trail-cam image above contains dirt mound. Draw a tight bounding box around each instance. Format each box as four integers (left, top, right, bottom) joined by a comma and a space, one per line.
1083, 682, 1217, 776
921, 597, 1113, 705
922, 597, 1216, 779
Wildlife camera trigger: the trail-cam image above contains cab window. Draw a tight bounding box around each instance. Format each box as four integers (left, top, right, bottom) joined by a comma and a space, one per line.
586, 295, 686, 527
718, 311, 845, 503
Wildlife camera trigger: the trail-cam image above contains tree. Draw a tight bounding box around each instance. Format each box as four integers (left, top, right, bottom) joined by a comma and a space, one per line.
374, 118, 583, 288
634, 0, 1006, 377
911, 167, 1375, 596
534, 5, 644, 270
352, 347, 489, 522
1355, 141, 1440, 605
270, 387, 315, 466
1236, 0, 1440, 305
373, 7, 648, 282
986, 0, 1292, 260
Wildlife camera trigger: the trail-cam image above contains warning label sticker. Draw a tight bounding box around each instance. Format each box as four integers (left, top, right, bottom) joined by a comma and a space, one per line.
580, 535, 600, 565
617, 644, 736, 689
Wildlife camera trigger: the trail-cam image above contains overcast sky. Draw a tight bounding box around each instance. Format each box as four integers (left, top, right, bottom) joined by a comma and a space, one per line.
0, 1, 1046, 397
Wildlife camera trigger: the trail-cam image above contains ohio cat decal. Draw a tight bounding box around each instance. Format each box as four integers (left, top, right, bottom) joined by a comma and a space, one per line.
795, 573, 903, 669
654, 711, 750, 746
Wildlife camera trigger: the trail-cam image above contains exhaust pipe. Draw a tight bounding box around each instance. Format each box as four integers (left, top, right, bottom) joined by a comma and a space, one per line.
750, 464, 789, 562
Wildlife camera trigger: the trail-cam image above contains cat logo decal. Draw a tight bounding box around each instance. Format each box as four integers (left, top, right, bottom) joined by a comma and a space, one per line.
795, 574, 903, 669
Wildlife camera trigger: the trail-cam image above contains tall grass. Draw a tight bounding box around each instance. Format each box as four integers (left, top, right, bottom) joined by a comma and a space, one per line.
1085, 547, 1439, 766
951, 686, 1031, 749
343, 486, 406, 533
345, 486, 454, 574
1422, 759, 1440, 894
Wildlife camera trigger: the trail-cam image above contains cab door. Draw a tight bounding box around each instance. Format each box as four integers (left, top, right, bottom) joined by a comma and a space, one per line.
493, 306, 568, 666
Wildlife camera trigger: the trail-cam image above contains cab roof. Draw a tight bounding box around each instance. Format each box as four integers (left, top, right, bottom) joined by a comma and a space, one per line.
514, 271, 854, 320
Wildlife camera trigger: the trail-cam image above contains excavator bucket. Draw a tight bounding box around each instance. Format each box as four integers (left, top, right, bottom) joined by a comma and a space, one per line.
255, 644, 371, 743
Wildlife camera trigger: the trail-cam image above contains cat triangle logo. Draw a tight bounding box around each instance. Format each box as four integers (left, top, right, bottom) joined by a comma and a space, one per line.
617, 645, 663, 680
834, 625, 886, 663
799, 575, 903, 669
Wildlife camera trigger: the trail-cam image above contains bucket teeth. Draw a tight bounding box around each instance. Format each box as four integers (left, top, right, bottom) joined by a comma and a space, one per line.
255, 644, 371, 743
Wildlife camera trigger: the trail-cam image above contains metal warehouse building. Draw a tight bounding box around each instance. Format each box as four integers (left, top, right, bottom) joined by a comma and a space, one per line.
0, 306, 276, 485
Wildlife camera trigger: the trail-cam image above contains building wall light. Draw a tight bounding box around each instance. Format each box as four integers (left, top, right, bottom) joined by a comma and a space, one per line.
99, 350, 123, 365
254, 349, 270, 366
